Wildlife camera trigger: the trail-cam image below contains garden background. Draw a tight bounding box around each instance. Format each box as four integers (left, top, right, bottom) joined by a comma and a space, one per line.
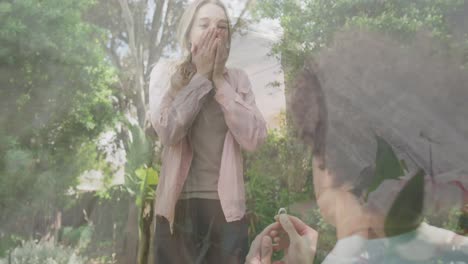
1, 0, 468, 263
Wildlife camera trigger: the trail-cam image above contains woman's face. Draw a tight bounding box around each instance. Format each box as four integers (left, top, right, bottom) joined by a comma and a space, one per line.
189, 3, 229, 48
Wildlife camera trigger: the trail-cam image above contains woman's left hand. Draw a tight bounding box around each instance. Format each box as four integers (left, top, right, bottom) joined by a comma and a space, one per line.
213, 29, 229, 83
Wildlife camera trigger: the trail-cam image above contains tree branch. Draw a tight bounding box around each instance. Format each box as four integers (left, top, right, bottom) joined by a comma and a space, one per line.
146, 0, 168, 77
232, 0, 253, 34
106, 36, 122, 70
118, 32, 129, 44
119, 0, 147, 126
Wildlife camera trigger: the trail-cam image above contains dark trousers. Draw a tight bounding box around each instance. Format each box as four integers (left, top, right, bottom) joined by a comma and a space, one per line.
153, 199, 248, 264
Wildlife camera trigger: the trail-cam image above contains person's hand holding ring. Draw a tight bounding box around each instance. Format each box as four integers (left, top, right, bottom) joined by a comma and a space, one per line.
246, 214, 318, 264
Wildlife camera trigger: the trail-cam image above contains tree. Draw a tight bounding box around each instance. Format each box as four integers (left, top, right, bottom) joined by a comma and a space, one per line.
0, 0, 117, 248
251, 0, 468, 191
254, 0, 467, 123
84, 0, 188, 128
256, 0, 466, 67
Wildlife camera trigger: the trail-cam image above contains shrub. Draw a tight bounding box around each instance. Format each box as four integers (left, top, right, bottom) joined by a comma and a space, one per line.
244, 114, 313, 239
0, 240, 86, 264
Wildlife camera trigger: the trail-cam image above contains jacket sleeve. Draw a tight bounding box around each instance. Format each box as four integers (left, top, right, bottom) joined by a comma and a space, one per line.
214, 69, 267, 152
148, 59, 213, 146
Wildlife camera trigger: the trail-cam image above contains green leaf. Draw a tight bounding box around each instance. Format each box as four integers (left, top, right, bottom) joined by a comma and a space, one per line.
367, 135, 405, 198
135, 166, 158, 185
124, 124, 153, 193
146, 167, 159, 186
0, 2, 12, 15
138, 168, 148, 200
135, 166, 158, 209
384, 169, 425, 238
135, 167, 147, 180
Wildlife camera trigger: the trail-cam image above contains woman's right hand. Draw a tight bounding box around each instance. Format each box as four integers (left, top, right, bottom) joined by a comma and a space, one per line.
191, 28, 219, 79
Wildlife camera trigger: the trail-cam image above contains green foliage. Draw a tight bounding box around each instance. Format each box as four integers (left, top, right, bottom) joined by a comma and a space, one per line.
442, 208, 467, 235
245, 118, 313, 240
0, 0, 118, 145
135, 166, 159, 207
254, 0, 465, 71
0, 240, 87, 264
124, 124, 155, 196
0, 139, 109, 236
0, 0, 119, 249
121, 124, 158, 264
0, 235, 22, 258
61, 225, 94, 252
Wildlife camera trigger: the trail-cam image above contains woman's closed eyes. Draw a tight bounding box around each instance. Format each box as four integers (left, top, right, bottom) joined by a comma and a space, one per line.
198, 18, 228, 30
198, 24, 227, 29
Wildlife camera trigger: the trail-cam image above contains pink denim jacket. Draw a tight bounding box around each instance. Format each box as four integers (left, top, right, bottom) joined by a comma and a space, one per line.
148, 59, 267, 232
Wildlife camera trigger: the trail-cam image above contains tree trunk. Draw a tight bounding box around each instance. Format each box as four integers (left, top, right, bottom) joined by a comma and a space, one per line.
137, 200, 154, 264
119, 201, 139, 264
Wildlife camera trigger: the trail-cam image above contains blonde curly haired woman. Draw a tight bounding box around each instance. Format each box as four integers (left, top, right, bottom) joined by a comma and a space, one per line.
148, 0, 267, 263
